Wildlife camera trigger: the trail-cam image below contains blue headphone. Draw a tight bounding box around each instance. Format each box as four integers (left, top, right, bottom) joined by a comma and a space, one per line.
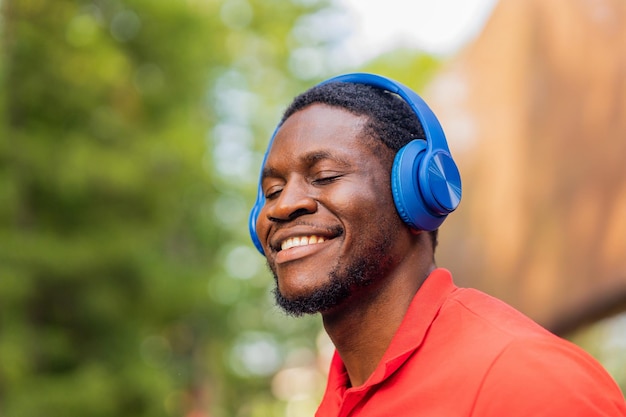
248, 73, 462, 255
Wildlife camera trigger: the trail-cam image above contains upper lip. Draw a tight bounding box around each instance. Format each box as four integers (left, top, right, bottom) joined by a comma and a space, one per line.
269, 225, 343, 253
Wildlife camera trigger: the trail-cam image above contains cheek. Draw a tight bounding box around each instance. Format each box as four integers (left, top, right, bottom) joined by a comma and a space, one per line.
336, 177, 393, 213
255, 206, 270, 243
331, 183, 396, 229
363, 187, 408, 236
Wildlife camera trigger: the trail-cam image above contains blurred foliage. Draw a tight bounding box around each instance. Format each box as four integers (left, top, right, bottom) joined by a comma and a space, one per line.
0, 0, 338, 415
567, 313, 626, 391
360, 47, 441, 92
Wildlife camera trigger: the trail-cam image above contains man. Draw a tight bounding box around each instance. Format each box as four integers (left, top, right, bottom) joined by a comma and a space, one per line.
248, 73, 626, 416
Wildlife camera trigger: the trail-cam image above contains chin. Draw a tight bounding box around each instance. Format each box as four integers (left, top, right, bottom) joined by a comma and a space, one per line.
272, 273, 352, 317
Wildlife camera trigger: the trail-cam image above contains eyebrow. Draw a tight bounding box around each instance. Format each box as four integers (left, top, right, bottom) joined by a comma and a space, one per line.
261, 150, 352, 181
303, 150, 351, 167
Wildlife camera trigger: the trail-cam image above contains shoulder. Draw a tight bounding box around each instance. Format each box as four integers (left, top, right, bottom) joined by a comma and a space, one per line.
435, 288, 626, 416
435, 286, 558, 350
470, 326, 626, 416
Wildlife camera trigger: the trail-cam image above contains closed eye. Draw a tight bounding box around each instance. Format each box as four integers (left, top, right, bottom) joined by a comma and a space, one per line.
312, 175, 342, 186
264, 186, 283, 200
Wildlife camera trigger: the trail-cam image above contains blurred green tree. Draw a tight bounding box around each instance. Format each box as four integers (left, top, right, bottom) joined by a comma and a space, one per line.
360, 47, 441, 92
0, 0, 336, 416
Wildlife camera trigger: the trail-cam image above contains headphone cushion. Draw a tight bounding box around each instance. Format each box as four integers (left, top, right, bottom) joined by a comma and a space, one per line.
249, 199, 265, 255
391, 139, 446, 231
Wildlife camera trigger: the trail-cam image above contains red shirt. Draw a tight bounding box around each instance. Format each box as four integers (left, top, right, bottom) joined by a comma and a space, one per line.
316, 269, 626, 417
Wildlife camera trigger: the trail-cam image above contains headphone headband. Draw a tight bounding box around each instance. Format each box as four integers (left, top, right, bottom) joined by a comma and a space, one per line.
319, 73, 451, 155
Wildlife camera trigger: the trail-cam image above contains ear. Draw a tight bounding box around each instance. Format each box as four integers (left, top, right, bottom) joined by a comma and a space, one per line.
409, 228, 423, 236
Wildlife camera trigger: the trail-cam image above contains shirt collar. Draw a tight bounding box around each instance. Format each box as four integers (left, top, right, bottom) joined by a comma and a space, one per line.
325, 268, 457, 392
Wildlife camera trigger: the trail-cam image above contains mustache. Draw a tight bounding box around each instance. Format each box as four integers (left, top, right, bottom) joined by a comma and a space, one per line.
273, 221, 344, 236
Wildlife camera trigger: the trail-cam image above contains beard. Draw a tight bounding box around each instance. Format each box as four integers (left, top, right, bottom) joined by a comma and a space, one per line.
270, 227, 395, 317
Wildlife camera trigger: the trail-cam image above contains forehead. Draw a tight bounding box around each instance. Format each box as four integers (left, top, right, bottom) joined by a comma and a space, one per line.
265, 104, 374, 166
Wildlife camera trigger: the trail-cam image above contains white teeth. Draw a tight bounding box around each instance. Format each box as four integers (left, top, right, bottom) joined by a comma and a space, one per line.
281, 235, 326, 251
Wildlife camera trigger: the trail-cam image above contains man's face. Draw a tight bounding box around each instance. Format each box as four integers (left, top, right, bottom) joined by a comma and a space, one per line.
256, 104, 410, 316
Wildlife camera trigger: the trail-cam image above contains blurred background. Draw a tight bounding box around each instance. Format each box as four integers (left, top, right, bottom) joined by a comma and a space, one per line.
0, 0, 624, 416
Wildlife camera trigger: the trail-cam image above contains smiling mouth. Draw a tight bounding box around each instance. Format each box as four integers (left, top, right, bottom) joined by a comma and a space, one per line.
280, 235, 327, 251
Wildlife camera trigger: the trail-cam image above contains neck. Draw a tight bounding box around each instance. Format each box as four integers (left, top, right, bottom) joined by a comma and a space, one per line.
321, 256, 435, 388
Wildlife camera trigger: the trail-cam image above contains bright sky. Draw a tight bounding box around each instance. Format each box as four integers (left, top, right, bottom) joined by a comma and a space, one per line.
336, 0, 498, 63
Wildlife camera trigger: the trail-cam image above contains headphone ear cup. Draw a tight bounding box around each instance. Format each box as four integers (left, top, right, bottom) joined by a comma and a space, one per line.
249, 195, 265, 255
392, 139, 448, 231
418, 150, 462, 218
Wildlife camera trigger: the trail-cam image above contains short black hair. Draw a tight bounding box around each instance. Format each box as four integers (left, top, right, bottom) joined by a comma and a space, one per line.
281, 81, 438, 250
282, 82, 425, 151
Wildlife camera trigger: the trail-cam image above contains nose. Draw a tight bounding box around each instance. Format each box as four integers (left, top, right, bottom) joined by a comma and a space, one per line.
265, 179, 317, 222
